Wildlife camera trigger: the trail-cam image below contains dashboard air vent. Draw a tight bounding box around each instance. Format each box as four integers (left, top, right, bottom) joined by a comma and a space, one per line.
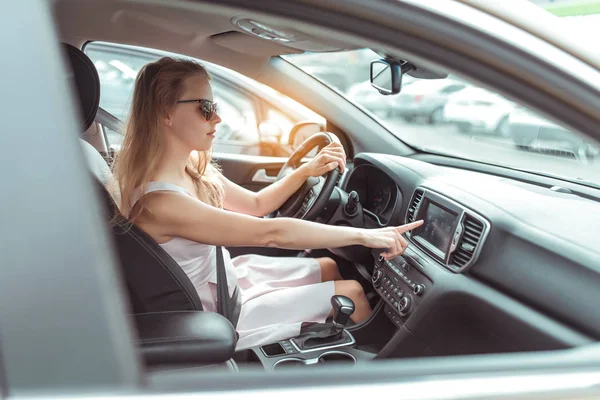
450, 214, 484, 269
407, 190, 424, 223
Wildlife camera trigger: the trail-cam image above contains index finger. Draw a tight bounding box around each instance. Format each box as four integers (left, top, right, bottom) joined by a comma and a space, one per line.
395, 220, 424, 234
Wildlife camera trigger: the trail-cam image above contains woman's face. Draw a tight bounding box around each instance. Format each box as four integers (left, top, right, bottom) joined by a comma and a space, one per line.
167, 74, 222, 152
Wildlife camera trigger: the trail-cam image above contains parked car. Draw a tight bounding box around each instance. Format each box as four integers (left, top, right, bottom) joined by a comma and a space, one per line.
444, 86, 517, 136
302, 65, 351, 93
345, 80, 396, 117
508, 105, 599, 163
346, 76, 419, 118
391, 79, 468, 123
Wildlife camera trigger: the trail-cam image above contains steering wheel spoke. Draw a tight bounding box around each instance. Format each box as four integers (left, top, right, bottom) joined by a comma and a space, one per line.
274, 132, 341, 221
306, 176, 321, 188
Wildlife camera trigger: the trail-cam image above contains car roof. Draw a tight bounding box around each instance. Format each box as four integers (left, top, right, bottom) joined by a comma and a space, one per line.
53, 0, 600, 80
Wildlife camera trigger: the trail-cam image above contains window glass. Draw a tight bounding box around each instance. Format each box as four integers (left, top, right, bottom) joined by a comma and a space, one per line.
86, 42, 324, 157
284, 48, 600, 186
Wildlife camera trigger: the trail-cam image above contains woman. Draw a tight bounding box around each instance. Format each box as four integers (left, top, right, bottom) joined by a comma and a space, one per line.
113, 57, 423, 349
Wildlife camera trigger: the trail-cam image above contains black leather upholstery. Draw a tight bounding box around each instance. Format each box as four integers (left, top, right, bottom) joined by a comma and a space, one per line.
135, 311, 237, 366
111, 211, 206, 313
88, 180, 206, 315
63, 43, 100, 132
89, 179, 205, 313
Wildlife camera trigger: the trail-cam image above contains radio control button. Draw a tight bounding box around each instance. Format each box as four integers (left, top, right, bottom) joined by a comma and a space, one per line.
414, 284, 425, 296
372, 270, 384, 287
398, 296, 412, 316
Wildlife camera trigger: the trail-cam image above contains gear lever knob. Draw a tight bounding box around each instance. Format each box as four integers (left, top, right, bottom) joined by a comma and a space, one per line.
345, 191, 359, 216
331, 295, 355, 329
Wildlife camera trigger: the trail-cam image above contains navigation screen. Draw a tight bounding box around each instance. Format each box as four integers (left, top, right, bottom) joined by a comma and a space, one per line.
417, 202, 458, 254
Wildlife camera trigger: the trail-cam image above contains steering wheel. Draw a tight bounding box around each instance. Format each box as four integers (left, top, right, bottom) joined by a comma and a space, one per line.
273, 132, 341, 221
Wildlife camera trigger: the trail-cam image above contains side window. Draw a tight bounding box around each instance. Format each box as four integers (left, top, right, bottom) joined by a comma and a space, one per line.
212, 84, 259, 141
85, 42, 324, 157
86, 48, 146, 122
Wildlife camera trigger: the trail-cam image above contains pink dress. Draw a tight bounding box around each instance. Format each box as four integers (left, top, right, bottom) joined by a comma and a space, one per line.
133, 182, 335, 350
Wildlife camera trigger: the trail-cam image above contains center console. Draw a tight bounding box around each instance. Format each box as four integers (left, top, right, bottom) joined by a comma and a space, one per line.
372, 252, 431, 327
240, 295, 374, 370
251, 331, 365, 370
372, 187, 490, 328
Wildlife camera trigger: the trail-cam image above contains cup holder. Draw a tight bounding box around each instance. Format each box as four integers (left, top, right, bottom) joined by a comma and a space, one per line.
317, 351, 356, 365
272, 358, 306, 369
272, 352, 356, 370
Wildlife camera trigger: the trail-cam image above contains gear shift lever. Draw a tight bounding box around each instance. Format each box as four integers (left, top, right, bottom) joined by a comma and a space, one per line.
291, 295, 356, 351
331, 295, 355, 330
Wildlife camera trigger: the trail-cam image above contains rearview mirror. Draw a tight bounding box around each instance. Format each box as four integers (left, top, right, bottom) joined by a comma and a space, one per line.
370, 59, 401, 95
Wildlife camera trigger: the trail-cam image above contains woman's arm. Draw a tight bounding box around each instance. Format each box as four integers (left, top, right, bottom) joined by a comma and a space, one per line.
136, 191, 422, 260
220, 164, 310, 217
221, 142, 347, 216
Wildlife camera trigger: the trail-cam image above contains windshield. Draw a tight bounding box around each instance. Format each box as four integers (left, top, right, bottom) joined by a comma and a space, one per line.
282, 44, 600, 188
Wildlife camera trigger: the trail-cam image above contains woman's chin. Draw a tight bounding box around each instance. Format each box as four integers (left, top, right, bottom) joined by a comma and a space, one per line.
193, 142, 214, 152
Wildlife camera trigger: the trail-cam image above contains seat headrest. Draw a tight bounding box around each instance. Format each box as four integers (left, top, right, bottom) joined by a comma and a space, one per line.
62, 43, 100, 132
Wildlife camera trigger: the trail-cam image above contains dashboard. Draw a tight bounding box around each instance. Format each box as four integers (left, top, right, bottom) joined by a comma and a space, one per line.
332, 152, 600, 358
344, 164, 401, 225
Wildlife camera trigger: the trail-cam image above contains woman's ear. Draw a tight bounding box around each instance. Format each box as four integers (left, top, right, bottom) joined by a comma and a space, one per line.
162, 109, 173, 128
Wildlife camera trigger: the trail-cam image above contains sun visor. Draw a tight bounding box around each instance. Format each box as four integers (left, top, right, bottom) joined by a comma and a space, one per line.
212, 31, 303, 56
231, 17, 350, 52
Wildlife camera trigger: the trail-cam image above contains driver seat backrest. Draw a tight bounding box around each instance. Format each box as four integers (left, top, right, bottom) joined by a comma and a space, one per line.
63, 42, 205, 314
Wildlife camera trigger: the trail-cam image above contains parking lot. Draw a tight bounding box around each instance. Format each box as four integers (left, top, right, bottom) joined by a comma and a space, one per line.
377, 116, 600, 183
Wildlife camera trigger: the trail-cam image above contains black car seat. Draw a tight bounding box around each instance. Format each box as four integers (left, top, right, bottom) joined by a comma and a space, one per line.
62, 43, 238, 371
63, 42, 206, 314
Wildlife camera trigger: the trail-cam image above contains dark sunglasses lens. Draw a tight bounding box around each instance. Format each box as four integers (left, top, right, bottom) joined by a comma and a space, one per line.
199, 101, 216, 120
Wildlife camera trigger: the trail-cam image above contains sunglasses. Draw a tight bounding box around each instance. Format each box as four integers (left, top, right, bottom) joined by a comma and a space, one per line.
176, 99, 218, 120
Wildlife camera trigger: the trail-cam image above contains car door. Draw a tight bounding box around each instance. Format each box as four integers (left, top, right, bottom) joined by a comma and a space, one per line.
85, 42, 324, 192
6, 1, 600, 400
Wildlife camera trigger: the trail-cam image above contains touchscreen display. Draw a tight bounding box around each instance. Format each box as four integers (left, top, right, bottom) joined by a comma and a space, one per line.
417, 202, 458, 253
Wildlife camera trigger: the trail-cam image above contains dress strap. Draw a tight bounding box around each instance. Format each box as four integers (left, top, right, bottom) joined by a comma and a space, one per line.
131, 181, 194, 209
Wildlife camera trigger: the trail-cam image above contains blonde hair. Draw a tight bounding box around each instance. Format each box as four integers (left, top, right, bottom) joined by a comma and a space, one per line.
113, 57, 224, 221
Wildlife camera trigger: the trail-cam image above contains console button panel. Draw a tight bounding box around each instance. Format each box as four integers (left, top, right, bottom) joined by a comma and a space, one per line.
372, 255, 431, 326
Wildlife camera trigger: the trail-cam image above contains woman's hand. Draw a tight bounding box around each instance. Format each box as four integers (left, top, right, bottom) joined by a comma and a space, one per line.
360, 220, 424, 260
300, 142, 347, 177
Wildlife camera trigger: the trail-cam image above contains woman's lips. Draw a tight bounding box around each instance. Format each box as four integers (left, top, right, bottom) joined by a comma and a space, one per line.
207, 130, 216, 137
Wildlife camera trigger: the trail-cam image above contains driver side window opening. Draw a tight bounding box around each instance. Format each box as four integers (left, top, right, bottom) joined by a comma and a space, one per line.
85, 41, 325, 158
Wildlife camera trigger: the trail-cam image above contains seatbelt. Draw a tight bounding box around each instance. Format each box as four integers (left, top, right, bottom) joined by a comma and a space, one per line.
215, 246, 241, 328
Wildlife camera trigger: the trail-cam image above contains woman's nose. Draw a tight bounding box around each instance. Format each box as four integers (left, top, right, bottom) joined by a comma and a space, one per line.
212, 112, 222, 124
